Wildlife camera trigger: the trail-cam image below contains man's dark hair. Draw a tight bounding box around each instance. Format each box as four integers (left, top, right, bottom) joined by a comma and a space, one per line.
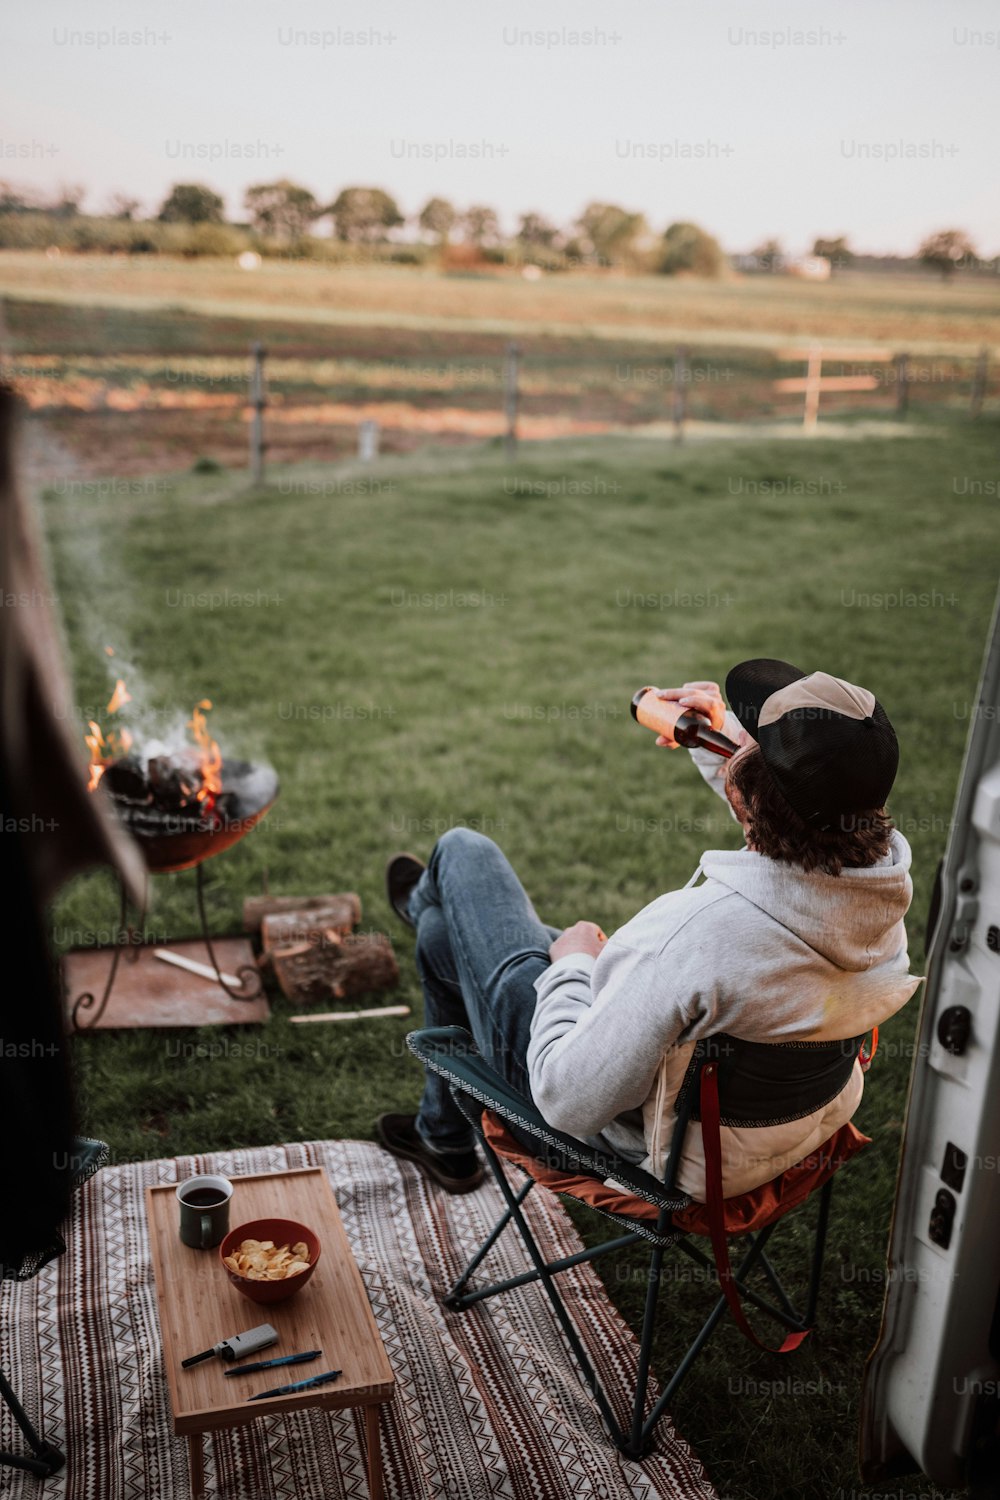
725, 743, 893, 877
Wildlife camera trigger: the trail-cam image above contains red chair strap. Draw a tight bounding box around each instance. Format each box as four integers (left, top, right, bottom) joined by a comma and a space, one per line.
700, 1062, 811, 1354
858, 1027, 879, 1072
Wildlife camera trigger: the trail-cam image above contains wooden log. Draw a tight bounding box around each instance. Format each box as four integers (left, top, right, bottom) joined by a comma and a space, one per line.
259, 907, 360, 950
262, 929, 399, 1008
243, 892, 361, 935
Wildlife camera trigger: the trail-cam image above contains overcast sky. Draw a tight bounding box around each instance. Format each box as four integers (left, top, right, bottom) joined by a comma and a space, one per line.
2, 0, 997, 255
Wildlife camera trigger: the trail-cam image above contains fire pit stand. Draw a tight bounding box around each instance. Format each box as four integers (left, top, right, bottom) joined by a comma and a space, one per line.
69, 863, 266, 1033
67, 759, 278, 1033
68, 875, 141, 1033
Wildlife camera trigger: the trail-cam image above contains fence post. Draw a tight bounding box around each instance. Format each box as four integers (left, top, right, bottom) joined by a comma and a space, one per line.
894, 353, 909, 418
249, 341, 267, 484
971, 347, 988, 418
672, 345, 689, 443
504, 341, 520, 457
803, 345, 823, 432
358, 419, 380, 461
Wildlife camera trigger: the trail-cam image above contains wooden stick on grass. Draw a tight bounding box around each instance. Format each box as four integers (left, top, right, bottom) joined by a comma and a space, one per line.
153, 948, 241, 987
289, 1005, 411, 1025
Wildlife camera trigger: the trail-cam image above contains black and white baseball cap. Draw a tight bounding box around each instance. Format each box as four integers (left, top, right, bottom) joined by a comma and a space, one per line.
724, 658, 899, 829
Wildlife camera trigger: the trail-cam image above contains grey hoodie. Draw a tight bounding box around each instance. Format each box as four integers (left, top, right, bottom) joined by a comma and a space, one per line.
527, 720, 922, 1199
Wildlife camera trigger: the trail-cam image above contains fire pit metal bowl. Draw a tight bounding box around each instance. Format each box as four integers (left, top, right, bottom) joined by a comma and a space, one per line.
101, 758, 279, 874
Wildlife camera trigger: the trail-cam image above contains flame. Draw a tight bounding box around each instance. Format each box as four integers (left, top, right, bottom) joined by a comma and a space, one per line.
85, 665, 134, 787
85, 669, 224, 814
85, 720, 107, 791
107, 678, 131, 715
188, 698, 223, 806
85, 712, 131, 790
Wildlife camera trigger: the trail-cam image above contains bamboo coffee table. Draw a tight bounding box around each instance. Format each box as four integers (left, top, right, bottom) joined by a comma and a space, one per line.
146, 1166, 395, 1498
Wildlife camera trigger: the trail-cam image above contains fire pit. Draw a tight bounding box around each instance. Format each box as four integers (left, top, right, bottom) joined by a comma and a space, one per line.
86, 694, 277, 873
98, 753, 278, 874
69, 683, 279, 1031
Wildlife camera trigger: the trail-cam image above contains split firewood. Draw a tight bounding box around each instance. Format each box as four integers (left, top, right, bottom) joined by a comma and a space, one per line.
261, 928, 399, 1008
259, 908, 360, 951
243, 892, 361, 937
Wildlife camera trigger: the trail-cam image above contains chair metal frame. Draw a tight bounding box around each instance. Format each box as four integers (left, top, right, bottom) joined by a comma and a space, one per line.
0, 1137, 108, 1479
0, 1371, 66, 1479
407, 1026, 836, 1459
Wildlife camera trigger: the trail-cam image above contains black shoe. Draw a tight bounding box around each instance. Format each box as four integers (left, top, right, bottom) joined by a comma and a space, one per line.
385, 852, 426, 930
375, 1112, 485, 1193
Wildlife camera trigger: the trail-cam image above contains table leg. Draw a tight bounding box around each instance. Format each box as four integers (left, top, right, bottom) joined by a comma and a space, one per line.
365, 1405, 383, 1500
189, 1433, 205, 1498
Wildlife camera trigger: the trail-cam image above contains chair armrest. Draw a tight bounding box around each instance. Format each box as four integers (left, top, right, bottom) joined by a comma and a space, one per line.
407, 1025, 549, 1127
406, 1027, 685, 1211
69, 1136, 109, 1188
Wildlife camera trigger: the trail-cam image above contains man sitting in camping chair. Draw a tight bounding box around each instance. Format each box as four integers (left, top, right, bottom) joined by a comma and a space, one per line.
376, 657, 922, 1199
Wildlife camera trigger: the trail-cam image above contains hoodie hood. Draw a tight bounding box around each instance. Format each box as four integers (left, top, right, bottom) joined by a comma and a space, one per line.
700, 829, 914, 972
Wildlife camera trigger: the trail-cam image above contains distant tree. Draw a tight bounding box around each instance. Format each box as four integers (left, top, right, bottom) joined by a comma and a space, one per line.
517, 212, 559, 249
50, 184, 85, 219
576, 202, 648, 267
750, 237, 783, 273
158, 183, 225, 224
919, 228, 976, 280
327, 186, 403, 243
461, 205, 501, 247
0, 183, 32, 215
812, 235, 853, 270
660, 221, 727, 277
245, 180, 319, 241
107, 192, 141, 221
418, 196, 456, 243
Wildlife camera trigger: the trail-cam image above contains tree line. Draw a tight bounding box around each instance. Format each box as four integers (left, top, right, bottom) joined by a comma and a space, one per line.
153, 181, 730, 274
0, 178, 988, 279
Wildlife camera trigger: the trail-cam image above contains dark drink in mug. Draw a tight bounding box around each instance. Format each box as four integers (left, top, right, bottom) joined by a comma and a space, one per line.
176, 1174, 233, 1249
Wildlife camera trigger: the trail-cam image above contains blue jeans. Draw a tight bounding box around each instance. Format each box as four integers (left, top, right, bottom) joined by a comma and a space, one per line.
408, 828, 561, 1154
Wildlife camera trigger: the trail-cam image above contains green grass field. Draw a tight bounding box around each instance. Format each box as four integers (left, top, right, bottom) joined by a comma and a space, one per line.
42, 414, 998, 1500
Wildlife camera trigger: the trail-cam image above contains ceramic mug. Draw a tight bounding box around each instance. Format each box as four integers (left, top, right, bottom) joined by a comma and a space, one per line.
176, 1174, 233, 1249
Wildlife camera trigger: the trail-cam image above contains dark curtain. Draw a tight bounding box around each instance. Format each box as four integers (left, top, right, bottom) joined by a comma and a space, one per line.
0, 384, 144, 1273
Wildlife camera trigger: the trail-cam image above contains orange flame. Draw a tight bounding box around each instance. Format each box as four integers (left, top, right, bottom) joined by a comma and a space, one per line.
107, 678, 131, 715
188, 698, 223, 806
85, 721, 107, 790
85, 665, 134, 788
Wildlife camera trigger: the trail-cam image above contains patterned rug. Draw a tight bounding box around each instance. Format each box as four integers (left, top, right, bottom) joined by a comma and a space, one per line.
0, 1140, 716, 1499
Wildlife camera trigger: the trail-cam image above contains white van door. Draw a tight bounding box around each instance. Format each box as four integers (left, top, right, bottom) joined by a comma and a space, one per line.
859, 589, 1000, 1493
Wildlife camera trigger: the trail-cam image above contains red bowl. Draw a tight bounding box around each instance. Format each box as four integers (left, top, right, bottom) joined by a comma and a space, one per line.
219, 1218, 321, 1304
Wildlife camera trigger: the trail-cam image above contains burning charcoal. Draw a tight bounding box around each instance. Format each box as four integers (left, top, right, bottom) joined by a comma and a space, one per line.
147, 751, 204, 813
212, 789, 236, 822
102, 754, 150, 800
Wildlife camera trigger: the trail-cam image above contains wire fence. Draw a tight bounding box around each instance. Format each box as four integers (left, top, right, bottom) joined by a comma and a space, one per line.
3, 318, 995, 480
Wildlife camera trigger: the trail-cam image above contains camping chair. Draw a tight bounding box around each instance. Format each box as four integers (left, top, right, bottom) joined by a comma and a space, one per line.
407, 1025, 875, 1459
0, 1136, 109, 1478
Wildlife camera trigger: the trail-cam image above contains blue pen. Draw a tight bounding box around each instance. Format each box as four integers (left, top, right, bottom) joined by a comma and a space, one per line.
224, 1350, 322, 1377
246, 1369, 342, 1401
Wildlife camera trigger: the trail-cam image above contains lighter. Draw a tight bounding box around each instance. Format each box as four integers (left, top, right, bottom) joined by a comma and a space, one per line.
181, 1323, 279, 1367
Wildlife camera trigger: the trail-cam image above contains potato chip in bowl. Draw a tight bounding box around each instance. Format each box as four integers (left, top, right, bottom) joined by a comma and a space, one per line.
219, 1218, 320, 1303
